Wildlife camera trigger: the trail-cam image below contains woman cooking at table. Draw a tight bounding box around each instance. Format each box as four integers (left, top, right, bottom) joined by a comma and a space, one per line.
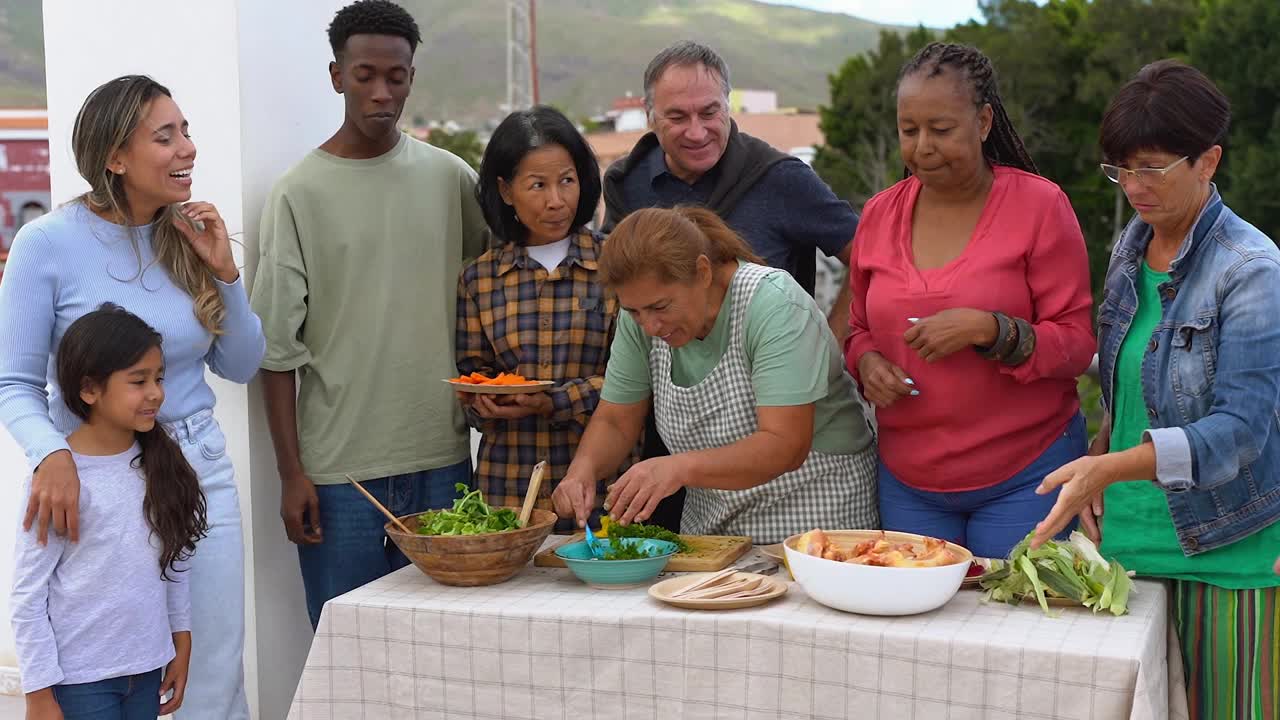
550, 206, 878, 544
1032, 61, 1280, 720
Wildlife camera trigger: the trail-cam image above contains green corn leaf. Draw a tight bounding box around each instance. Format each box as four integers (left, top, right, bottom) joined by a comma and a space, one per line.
1108, 562, 1132, 616
1037, 566, 1086, 603
1017, 555, 1052, 615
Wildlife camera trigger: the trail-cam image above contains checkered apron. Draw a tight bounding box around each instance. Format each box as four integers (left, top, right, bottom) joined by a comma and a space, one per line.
651, 263, 879, 544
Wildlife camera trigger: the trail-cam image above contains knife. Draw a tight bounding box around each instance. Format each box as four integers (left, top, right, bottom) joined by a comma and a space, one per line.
737, 560, 780, 576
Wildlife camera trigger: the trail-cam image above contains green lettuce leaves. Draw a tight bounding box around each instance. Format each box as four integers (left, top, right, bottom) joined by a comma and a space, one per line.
416, 483, 522, 536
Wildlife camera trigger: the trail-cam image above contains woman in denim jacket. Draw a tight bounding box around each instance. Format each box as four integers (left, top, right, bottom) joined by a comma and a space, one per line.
1033, 61, 1280, 718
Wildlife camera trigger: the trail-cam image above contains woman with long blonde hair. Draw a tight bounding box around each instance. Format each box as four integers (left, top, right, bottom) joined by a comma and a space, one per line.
551, 206, 877, 542
0, 75, 264, 720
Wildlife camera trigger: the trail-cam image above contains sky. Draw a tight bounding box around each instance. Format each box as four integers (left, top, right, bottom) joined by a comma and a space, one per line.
757, 0, 985, 28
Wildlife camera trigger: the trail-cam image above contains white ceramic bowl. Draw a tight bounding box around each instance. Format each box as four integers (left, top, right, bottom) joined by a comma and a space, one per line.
783, 529, 973, 616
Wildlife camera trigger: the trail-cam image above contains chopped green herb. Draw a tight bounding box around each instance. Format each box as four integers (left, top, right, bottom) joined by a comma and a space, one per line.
605, 521, 690, 553
599, 541, 659, 561
416, 483, 521, 536
978, 531, 1133, 616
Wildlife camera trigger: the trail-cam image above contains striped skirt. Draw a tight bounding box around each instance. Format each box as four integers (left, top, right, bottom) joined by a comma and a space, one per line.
1171, 580, 1280, 719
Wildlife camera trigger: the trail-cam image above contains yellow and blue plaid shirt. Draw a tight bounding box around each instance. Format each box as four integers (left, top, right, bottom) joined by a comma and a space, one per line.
456, 230, 633, 524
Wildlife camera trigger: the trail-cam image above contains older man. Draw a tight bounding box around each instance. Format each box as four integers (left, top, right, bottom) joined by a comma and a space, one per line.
602, 41, 856, 337
601, 41, 860, 530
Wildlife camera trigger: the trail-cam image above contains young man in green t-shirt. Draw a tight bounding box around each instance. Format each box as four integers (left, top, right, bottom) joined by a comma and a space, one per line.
250, 0, 487, 629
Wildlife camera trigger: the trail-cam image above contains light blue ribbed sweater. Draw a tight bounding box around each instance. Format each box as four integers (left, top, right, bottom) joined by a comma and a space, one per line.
0, 201, 265, 470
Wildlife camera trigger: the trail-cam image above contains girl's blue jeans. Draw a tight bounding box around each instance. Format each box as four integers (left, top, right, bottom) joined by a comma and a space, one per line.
52, 669, 162, 720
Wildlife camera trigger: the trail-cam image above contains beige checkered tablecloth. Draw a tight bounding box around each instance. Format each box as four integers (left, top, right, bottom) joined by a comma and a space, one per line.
289, 543, 1187, 720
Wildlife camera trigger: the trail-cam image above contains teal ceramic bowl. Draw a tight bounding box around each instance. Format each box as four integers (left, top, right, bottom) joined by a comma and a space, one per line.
553, 538, 678, 589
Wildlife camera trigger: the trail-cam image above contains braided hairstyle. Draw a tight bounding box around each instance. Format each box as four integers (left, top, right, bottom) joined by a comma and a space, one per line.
899, 42, 1038, 176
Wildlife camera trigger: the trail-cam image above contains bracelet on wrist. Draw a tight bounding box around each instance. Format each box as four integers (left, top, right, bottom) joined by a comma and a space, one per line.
1001, 317, 1037, 366
975, 312, 1017, 360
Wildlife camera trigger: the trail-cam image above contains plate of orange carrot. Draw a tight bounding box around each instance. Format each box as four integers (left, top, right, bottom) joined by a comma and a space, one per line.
444, 372, 554, 395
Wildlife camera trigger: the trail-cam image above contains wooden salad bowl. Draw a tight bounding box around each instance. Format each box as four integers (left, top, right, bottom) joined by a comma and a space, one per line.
384, 508, 557, 587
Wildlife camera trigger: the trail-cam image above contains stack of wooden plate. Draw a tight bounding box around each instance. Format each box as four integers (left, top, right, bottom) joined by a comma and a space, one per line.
648, 569, 787, 610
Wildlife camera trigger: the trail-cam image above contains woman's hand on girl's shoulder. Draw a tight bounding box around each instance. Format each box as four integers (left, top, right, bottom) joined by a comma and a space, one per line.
24, 450, 81, 545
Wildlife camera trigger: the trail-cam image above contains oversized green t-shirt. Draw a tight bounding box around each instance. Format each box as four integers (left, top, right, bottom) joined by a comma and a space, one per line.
1103, 261, 1280, 588
601, 262, 873, 456
250, 134, 489, 483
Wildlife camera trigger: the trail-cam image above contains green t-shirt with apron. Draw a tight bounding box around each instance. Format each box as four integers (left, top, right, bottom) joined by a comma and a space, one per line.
1102, 261, 1280, 589
601, 262, 873, 456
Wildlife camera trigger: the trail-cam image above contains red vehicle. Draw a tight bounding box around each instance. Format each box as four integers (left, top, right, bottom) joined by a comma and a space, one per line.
0, 110, 52, 282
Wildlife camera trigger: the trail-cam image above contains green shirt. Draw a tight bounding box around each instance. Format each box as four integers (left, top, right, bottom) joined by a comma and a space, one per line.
1103, 261, 1280, 588
601, 263, 873, 455
250, 134, 489, 484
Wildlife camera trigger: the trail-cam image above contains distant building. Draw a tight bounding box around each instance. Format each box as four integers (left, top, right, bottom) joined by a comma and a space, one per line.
728, 89, 777, 114
594, 88, 784, 135
604, 93, 647, 133
0, 109, 52, 281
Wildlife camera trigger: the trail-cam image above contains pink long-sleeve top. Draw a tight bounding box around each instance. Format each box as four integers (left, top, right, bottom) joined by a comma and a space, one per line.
845, 166, 1095, 492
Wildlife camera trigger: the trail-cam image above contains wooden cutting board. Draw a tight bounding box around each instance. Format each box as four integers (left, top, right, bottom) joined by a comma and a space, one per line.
534, 533, 752, 572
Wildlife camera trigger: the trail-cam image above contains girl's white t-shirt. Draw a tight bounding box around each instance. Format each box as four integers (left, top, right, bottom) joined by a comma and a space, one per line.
9, 442, 188, 692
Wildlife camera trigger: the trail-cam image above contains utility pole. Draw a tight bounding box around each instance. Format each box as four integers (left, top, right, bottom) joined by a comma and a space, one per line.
505, 0, 538, 112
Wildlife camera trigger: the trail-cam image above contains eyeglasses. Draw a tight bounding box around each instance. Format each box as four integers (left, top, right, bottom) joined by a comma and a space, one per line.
1099, 156, 1189, 187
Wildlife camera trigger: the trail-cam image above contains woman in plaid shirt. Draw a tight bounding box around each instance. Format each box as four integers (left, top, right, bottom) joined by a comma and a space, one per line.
457, 106, 629, 528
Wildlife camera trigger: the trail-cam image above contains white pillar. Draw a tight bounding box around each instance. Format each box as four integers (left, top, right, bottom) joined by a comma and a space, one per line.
22, 1, 345, 717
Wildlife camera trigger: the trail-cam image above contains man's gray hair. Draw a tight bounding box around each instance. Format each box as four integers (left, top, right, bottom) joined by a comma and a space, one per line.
642, 41, 732, 114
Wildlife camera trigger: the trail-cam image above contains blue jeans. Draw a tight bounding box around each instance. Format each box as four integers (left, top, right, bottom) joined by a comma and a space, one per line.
878, 413, 1086, 559
165, 411, 248, 720
52, 669, 162, 720
298, 460, 471, 628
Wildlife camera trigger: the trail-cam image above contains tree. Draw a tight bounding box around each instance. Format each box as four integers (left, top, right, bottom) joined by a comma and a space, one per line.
948, 0, 1198, 297
1072, 0, 1200, 253
1190, 0, 1280, 240
813, 27, 934, 207
424, 128, 485, 170
814, 0, 1278, 299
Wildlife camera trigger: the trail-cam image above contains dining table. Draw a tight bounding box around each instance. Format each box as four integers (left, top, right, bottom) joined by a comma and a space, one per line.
288, 540, 1188, 720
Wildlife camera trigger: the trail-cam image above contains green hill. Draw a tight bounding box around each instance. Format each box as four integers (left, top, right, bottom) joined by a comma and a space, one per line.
403, 0, 902, 125
0, 0, 901, 124
0, 0, 45, 107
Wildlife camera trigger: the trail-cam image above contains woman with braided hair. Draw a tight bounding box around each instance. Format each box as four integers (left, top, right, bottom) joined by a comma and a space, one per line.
844, 42, 1095, 559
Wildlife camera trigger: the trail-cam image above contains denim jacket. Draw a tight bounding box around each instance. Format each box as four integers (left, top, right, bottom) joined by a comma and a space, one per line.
1097, 187, 1280, 555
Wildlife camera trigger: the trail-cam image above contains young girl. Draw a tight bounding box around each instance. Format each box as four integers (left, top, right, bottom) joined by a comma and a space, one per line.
10, 304, 208, 720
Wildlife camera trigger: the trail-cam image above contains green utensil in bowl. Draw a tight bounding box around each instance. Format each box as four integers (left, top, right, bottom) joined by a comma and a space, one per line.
553, 538, 678, 588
